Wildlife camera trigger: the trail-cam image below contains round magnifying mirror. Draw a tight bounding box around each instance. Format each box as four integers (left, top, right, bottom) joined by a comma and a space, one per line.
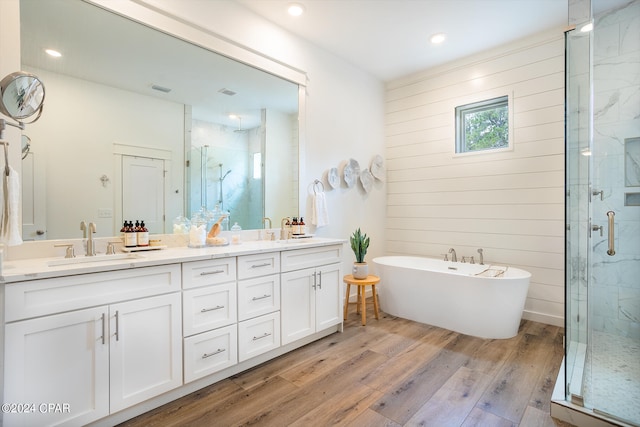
0, 72, 45, 122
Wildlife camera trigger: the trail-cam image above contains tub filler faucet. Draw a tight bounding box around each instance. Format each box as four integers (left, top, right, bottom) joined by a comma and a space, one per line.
477, 248, 484, 265
448, 248, 457, 262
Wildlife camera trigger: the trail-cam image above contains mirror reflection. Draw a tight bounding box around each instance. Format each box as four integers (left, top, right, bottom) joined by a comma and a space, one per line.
19, 0, 299, 240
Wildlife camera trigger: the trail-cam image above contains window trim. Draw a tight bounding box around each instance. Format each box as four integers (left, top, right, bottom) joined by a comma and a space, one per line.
454, 94, 513, 156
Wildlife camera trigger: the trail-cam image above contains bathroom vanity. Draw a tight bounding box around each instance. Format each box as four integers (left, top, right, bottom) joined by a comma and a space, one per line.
0, 237, 344, 426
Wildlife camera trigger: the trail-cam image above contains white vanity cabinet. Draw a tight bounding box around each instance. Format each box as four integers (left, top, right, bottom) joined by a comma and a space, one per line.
182, 258, 238, 383
109, 293, 182, 413
280, 245, 343, 345
4, 306, 110, 426
182, 258, 237, 336
237, 252, 281, 361
3, 265, 182, 426
1, 239, 345, 426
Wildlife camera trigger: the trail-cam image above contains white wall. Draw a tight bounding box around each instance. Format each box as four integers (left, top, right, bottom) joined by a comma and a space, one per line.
384, 31, 566, 326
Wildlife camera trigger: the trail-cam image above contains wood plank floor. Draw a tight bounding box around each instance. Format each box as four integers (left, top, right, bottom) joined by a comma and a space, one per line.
120, 305, 574, 427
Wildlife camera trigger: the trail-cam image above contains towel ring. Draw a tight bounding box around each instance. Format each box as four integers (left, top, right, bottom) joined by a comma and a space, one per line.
313, 179, 324, 194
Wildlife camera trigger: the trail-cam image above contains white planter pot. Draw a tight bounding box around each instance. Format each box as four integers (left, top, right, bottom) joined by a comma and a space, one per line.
352, 262, 368, 279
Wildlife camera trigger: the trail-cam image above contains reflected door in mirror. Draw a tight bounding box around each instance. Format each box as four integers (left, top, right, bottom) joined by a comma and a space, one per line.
122, 156, 165, 234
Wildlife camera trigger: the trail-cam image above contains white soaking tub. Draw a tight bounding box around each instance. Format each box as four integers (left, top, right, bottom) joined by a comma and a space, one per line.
372, 256, 531, 339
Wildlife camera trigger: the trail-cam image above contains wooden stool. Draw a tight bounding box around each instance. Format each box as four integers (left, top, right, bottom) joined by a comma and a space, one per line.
343, 274, 380, 326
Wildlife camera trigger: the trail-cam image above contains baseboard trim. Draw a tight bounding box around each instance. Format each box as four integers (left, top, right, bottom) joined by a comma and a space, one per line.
522, 310, 564, 327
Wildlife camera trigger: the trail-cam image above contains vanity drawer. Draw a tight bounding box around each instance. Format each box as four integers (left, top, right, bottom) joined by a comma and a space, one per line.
4, 264, 181, 322
182, 258, 236, 289
183, 283, 237, 336
237, 274, 280, 321
184, 324, 238, 383
281, 245, 342, 272
238, 312, 280, 362
237, 252, 280, 280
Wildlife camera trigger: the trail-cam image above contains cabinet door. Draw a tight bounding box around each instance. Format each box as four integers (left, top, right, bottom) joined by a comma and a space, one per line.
4, 306, 109, 426
109, 293, 182, 412
280, 268, 315, 345
315, 263, 343, 331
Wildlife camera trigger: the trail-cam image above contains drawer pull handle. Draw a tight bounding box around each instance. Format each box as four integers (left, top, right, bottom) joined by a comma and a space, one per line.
100, 313, 106, 345
252, 294, 271, 301
200, 269, 225, 276
253, 332, 272, 341
202, 348, 225, 359
115, 310, 120, 341
251, 263, 271, 268
201, 305, 224, 313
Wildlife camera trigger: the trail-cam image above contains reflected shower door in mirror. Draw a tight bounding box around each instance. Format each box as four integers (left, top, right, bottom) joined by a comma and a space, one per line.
18, 0, 299, 240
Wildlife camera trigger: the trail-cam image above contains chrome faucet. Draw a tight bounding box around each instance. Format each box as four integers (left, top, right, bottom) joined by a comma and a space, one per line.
477, 248, 484, 265
448, 248, 457, 262
80, 221, 97, 256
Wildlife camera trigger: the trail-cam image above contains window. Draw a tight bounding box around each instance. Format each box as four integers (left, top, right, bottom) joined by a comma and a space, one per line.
455, 95, 509, 153
253, 152, 262, 179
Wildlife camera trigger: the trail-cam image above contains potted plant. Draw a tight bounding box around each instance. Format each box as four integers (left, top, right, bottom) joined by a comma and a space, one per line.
350, 228, 370, 279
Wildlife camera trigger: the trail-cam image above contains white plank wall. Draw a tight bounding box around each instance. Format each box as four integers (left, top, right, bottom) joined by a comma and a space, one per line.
384, 30, 566, 326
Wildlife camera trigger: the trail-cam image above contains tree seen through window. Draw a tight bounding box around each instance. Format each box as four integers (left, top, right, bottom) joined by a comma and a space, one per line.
456, 96, 509, 153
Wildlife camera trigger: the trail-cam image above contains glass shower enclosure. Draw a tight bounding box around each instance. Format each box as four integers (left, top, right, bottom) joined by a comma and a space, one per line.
564, 0, 639, 425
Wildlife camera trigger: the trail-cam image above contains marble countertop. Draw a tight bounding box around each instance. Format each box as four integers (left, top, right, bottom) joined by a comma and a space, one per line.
0, 237, 345, 283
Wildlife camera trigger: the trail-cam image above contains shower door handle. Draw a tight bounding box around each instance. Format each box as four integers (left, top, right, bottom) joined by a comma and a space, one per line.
606, 211, 615, 256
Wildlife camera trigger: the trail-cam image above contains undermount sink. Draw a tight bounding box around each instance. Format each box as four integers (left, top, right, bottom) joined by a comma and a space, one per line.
48, 253, 144, 267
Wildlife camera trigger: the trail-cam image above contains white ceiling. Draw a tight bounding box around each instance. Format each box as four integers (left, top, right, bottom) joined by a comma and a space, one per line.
234, 0, 570, 81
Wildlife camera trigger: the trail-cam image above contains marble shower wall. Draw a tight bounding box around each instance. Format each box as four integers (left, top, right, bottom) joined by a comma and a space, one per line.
591, 0, 640, 339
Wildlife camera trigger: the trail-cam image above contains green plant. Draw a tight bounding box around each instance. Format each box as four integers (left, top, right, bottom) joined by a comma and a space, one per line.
350, 228, 370, 263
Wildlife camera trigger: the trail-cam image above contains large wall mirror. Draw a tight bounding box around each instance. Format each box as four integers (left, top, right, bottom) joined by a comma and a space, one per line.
19, 0, 300, 241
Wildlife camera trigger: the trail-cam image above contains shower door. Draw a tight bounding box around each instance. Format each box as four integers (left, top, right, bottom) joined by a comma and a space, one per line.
565, 0, 640, 425
565, 22, 591, 404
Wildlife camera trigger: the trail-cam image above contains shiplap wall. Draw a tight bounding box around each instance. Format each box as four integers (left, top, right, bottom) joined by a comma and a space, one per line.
384, 30, 566, 326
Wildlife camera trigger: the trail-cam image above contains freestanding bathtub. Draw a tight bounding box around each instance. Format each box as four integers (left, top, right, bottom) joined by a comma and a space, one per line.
372, 256, 531, 339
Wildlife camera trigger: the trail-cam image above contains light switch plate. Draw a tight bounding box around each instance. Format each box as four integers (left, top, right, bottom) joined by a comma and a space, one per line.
98, 208, 113, 218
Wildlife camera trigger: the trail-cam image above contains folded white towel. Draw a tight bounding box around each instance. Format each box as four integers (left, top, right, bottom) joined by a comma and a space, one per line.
311, 191, 329, 228
1, 166, 23, 246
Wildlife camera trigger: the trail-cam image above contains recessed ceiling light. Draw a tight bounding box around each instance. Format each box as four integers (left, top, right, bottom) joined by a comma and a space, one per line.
45, 48, 62, 57
287, 3, 304, 17
430, 33, 446, 45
